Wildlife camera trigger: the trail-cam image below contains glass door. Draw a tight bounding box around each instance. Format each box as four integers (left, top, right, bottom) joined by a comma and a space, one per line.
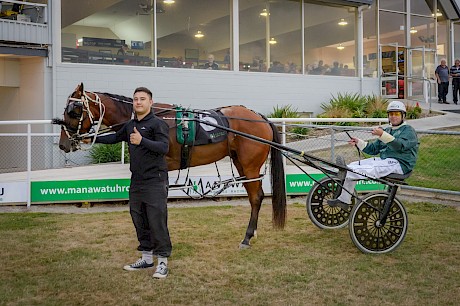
407, 47, 436, 103
379, 43, 399, 98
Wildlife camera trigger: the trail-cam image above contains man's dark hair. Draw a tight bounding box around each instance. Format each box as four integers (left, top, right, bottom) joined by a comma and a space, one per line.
134, 87, 153, 99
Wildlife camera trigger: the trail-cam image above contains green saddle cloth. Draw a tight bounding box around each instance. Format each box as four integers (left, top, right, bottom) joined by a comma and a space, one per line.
176, 108, 196, 145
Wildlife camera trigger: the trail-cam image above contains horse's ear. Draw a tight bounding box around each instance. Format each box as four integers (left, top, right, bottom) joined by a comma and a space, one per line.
75, 82, 84, 97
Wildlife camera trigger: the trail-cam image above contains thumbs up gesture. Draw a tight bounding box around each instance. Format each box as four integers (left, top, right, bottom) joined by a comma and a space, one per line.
130, 126, 142, 145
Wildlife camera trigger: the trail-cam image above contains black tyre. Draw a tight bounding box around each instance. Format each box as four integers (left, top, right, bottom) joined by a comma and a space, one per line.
306, 177, 355, 229
349, 192, 408, 254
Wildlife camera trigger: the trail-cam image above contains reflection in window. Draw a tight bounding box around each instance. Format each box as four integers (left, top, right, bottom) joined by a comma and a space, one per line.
363, 5, 377, 78
239, 1, 301, 73
453, 23, 460, 60
61, 0, 231, 69
410, 0, 434, 16
379, 0, 405, 12
379, 11, 406, 46
239, 1, 267, 72
410, 16, 436, 48
61, 0, 155, 66
304, 3, 356, 77
157, 0, 231, 70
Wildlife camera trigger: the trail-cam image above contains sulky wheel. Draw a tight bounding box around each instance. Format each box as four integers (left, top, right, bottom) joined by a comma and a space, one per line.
306, 177, 355, 229
349, 192, 408, 254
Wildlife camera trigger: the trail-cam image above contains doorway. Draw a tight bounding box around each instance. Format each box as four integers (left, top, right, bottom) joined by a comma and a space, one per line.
406, 47, 436, 103
379, 43, 405, 99
380, 44, 436, 102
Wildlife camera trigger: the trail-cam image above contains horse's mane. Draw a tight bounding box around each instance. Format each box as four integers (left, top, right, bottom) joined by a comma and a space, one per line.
95, 92, 133, 116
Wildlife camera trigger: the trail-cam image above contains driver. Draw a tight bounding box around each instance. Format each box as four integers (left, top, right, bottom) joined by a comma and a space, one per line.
328, 100, 419, 210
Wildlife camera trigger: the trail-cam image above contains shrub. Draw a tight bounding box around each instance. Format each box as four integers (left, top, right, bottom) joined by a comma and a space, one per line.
267, 105, 310, 138
406, 102, 422, 119
364, 95, 389, 118
321, 92, 367, 118
267, 104, 299, 118
90, 143, 129, 164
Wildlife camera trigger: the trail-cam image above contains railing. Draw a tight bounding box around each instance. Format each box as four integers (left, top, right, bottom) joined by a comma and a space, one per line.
0, 0, 49, 44
1, 118, 459, 206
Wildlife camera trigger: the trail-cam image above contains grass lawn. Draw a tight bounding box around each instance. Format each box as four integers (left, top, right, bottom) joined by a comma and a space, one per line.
1, 202, 459, 305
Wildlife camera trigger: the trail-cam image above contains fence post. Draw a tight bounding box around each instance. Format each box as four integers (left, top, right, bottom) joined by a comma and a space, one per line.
27, 124, 31, 208
330, 127, 335, 162
121, 141, 125, 164
282, 121, 286, 169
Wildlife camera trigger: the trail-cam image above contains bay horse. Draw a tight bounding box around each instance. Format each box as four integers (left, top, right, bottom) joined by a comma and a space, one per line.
53, 83, 286, 248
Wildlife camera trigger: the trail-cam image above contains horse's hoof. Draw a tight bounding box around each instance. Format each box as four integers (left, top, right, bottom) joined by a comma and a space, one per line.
239, 242, 251, 250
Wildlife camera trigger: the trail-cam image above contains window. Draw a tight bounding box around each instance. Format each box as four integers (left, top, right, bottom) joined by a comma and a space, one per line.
304, 3, 356, 76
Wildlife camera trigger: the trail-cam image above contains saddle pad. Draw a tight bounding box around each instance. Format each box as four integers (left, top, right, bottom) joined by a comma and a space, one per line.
176, 108, 228, 146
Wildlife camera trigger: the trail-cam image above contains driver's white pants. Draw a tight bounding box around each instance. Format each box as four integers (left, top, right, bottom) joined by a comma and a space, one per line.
337, 157, 404, 204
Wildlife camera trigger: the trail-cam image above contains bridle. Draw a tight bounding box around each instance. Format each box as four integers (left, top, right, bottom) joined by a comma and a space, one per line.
63, 90, 106, 150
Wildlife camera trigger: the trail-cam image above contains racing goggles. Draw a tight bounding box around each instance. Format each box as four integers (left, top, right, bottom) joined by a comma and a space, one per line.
388, 111, 402, 117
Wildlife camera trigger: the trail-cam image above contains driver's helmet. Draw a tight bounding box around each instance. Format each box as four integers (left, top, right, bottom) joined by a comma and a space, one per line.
387, 101, 406, 114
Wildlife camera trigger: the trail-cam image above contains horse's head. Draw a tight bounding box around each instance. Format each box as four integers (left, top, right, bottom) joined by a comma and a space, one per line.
53, 82, 105, 152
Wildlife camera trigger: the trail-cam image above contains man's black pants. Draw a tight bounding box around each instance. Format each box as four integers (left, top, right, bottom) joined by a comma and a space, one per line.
453, 79, 460, 104
129, 179, 172, 258
438, 82, 449, 102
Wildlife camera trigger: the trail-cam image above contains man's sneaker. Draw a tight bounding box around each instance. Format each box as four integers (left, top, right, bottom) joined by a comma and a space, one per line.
327, 198, 350, 210
152, 263, 168, 279
123, 258, 154, 271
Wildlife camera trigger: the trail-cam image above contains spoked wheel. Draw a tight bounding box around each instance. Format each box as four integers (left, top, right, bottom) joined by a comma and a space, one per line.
306, 177, 355, 229
349, 192, 408, 254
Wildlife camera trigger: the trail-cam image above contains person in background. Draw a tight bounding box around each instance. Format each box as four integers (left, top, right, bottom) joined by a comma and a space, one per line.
435, 59, 450, 104
327, 101, 419, 210
204, 54, 219, 70
450, 58, 460, 105
88, 87, 172, 279
117, 44, 129, 56
328, 61, 341, 75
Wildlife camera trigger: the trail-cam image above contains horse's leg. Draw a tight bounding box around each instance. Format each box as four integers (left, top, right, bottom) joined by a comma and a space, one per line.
232, 157, 264, 249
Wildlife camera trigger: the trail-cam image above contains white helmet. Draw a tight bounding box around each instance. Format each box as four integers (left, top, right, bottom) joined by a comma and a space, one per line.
387, 101, 406, 113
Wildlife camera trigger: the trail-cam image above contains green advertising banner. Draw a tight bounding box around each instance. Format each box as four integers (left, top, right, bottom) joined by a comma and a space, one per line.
285, 174, 385, 194
29, 174, 385, 203
31, 179, 131, 203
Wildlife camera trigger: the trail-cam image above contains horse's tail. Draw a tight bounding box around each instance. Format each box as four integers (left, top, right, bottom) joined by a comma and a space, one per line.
264, 117, 287, 229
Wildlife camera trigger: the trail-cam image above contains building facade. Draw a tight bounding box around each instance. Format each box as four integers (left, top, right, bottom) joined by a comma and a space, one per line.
1, 0, 460, 128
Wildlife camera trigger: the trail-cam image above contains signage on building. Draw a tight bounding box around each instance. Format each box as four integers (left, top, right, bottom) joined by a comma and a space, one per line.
131, 41, 144, 50
82, 37, 125, 48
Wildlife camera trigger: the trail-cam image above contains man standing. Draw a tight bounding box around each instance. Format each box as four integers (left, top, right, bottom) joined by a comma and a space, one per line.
435, 59, 450, 104
450, 59, 460, 105
93, 87, 172, 279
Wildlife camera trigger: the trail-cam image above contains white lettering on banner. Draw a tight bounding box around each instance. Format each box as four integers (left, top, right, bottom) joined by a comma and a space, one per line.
288, 180, 315, 188
168, 175, 271, 197
0, 182, 27, 203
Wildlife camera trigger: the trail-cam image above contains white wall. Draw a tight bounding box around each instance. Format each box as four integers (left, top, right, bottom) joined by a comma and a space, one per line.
55, 63, 380, 122
0, 58, 20, 87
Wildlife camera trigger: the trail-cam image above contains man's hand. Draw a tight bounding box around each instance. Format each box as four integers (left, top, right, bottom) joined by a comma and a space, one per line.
130, 127, 142, 145
348, 137, 359, 146
372, 127, 384, 137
